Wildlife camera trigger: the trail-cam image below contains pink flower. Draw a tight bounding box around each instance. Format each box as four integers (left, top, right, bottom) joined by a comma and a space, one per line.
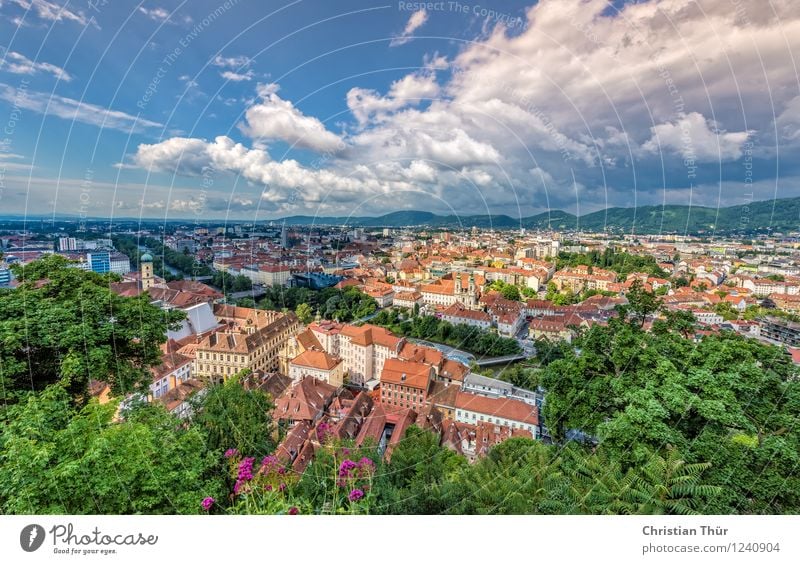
348, 488, 364, 502
288, 506, 299, 515
338, 459, 358, 477
201, 497, 215, 511
224, 448, 238, 458
238, 457, 255, 481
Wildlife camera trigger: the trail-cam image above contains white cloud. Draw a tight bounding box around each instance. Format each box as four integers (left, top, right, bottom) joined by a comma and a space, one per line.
0, 51, 72, 81
0, 83, 162, 132
212, 54, 256, 82
221, 69, 254, 82
8, 0, 90, 25
390, 9, 428, 47
125, 0, 800, 217
137, 6, 171, 22
238, 83, 343, 152
134, 136, 270, 176
212, 55, 252, 69
643, 112, 751, 162
347, 72, 440, 125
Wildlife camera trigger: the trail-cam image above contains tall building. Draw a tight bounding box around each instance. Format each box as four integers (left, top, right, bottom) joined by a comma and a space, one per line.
58, 237, 77, 251
87, 251, 110, 274
140, 253, 155, 290
280, 224, 288, 249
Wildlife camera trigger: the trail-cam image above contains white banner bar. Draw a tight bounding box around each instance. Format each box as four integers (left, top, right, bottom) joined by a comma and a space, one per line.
2, 515, 798, 563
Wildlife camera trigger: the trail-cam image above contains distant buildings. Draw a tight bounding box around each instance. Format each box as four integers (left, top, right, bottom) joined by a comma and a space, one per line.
760, 316, 800, 347
87, 251, 111, 274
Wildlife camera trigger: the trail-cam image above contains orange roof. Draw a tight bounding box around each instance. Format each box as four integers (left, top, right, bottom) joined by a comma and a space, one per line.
455, 392, 539, 426
291, 349, 341, 371
380, 358, 431, 390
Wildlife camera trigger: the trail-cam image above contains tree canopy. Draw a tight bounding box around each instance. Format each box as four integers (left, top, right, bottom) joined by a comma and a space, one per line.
0, 255, 183, 407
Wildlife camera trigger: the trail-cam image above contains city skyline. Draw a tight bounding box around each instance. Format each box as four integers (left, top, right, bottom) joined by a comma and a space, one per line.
2, 0, 799, 221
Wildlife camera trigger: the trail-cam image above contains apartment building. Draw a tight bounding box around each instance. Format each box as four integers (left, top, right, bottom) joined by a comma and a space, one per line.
194, 305, 300, 382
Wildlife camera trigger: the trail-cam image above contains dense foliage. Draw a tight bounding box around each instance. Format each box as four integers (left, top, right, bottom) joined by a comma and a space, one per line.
541, 313, 800, 513
211, 270, 253, 293
0, 386, 222, 514
486, 279, 521, 301
372, 309, 521, 357
557, 248, 669, 278
189, 373, 276, 459
258, 285, 378, 322
0, 255, 184, 406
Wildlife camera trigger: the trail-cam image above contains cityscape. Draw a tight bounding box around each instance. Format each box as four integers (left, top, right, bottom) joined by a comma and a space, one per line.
0, 0, 799, 544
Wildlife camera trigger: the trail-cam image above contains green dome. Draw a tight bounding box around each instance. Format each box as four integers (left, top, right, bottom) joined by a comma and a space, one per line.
140, 253, 153, 262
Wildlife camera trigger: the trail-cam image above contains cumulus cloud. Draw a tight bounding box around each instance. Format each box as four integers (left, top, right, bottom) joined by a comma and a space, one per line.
347, 72, 440, 125
126, 0, 800, 217
642, 112, 751, 162
390, 9, 428, 46
134, 136, 270, 176
0, 51, 71, 81
238, 83, 343, 152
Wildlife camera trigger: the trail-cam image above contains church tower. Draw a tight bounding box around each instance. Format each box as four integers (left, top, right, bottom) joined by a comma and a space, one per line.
140, 253, 154, 291
468, 274, 476, 307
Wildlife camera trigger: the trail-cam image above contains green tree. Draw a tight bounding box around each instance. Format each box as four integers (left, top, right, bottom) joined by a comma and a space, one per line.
0, 255, 184, 406
296, 302, 313, 324
624, 279, 662, 326
375, 427, 466, 514
0, 385, 221, 514
189, 373, 276, 459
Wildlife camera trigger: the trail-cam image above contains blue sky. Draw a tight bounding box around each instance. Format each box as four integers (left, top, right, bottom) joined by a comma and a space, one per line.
0, 0, 799, 222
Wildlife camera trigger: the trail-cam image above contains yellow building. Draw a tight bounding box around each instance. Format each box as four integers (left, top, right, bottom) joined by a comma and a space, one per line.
194, 305, 300, 383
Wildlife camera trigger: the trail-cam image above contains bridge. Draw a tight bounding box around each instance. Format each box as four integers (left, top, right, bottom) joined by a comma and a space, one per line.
473, 354, 528, 366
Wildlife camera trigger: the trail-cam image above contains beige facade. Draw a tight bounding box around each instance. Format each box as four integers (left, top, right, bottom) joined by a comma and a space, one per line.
194, 305, 300, 382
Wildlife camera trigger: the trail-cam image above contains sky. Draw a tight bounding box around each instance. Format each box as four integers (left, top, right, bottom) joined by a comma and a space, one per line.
0, 0, 799, 222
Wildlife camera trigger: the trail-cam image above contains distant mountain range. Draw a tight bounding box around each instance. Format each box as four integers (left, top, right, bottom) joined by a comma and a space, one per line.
277, 197, 800, 234
3, 197, 798, 234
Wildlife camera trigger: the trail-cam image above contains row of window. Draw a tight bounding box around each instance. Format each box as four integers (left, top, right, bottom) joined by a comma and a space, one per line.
455, 410, 535, 432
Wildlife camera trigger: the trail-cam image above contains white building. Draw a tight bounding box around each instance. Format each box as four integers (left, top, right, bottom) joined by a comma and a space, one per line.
454, 392, 539, 437
289, 349, 344, 388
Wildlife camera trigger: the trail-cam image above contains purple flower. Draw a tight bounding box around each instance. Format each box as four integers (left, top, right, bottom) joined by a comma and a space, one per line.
237, 457, 255, 481
348, 488, 364, 502
338, 459, 358, 478
279, 483, 287, 492
261, 455, 278, 468
359, 457, 374, 467
224, 448, 238, 458
234, 480, 243, 495
265, 485, 273, 491
201, 497, 215, 511
277, 467, 286, 475
342, 448, 350, 455
288, 506, 299, 515
316, 422, 331, 441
